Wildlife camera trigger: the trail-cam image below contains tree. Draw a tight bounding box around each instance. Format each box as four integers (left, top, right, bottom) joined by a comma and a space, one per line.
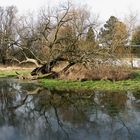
15, 13, 42, 66
86, 26, 95, 43
0, 6, 17, 64
99, 16, 118, 47
111, 21, 128, 53
0, 3, 104, 78
99, 16, 128, 55
131, 26, 140, 45
11, 2, 94, 76
124, 10, 138, 42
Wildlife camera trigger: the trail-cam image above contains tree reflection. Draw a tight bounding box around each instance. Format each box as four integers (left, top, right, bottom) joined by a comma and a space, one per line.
0, 78, 139, 140
98, 91, 127, 117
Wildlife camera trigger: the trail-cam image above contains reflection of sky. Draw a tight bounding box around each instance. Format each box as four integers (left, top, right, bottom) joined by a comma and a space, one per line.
0, 78, 140, 140
0, 126, 23, 140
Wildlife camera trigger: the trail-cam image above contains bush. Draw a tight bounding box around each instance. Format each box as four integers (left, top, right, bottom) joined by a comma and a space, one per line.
59, 63, 132, 81
92, 64, 132, 81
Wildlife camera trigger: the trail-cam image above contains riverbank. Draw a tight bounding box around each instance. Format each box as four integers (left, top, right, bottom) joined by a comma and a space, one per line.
1, 67, 140, 91
40, 70, 140, 91
0, 66, 32, 77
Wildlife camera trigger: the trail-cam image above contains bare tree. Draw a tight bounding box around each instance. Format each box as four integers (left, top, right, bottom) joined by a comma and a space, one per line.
0, 6, 17, 65
12, 2, 95, 76
124, 10, 138, 67
124, 9, 138, 42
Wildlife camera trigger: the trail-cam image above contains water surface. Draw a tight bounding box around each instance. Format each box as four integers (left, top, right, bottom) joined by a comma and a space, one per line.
0, 78, 140, 140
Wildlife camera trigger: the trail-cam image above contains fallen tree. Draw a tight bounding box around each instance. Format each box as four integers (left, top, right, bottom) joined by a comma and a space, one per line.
11, 2, 95, 79
7, 2, 132, 81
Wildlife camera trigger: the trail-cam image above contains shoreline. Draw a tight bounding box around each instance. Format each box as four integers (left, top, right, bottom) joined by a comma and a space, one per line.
0, 66, 33, 71
0, 68, 140, 92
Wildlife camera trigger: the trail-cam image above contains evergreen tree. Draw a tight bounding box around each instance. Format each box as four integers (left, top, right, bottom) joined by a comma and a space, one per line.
131, 26, 140, 45
99, 16, 118, 46
86, 26, 95, 43
99, 16, 128, 51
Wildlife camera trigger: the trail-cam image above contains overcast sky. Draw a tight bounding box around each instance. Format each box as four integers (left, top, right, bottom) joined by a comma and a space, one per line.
0, 0, 139, 21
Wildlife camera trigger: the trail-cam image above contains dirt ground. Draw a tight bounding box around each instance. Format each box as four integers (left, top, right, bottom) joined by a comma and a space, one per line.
0, 65, 34, 71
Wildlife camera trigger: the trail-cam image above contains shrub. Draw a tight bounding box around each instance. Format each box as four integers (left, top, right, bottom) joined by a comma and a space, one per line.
59, 63, 132, 81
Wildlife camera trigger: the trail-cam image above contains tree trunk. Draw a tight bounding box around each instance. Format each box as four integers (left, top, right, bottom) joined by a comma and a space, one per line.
1, 57, 6, 65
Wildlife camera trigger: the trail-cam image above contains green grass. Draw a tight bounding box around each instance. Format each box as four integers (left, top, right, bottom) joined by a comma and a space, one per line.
0, 69, 31, 77
40, 71, 140, 92
1, 68, 140, 92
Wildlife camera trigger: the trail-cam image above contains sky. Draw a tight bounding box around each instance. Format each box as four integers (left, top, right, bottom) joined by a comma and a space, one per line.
0, 0, 139, 22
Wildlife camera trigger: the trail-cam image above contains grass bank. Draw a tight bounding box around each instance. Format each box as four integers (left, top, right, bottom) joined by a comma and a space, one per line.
0, 68, 31, 77
40, 71, 140, 91
1, 67, 140, 92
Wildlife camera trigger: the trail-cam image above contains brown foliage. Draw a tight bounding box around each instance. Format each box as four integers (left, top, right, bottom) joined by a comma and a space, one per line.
59, 63, 132, 81
91, 64, 132, 81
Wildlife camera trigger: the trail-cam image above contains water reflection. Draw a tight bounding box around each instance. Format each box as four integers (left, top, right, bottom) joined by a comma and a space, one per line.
0, 78, 140, 140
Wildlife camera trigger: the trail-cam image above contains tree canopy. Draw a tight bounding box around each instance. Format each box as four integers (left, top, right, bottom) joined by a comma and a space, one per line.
86, 26, 95, 43
99, 16, 118, 46
99, 16, 128, 54
131, 26, 140, 45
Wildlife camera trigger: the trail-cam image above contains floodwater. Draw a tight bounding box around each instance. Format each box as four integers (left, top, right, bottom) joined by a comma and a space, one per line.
0, 78, 140, 140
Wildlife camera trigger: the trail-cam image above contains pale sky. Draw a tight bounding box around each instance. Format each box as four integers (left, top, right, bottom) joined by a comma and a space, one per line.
0, 0, 139, 21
